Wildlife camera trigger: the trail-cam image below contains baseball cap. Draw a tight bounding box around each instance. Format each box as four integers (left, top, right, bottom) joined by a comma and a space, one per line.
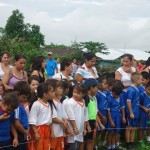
48, 51, 53, 55
83, 78, 100, 87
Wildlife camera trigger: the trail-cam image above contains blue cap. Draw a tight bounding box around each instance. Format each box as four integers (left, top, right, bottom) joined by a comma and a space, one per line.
84, 78, 100, 87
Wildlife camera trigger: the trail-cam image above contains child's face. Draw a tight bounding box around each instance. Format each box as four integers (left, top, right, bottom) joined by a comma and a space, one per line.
30, 80, 39, 92
146, 86, 150, 96
19, 94, 28, 103
142, 78, 149, 86
73, 89, 84, 101
101, 80, 108, 90
55, 86, 63, 96
136, 75, 142, 86
1, 102, 13, 114
91, 85, 98, 96
47, 87, 55, 100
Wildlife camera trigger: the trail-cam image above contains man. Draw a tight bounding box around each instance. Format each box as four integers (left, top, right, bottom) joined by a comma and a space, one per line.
45, 52, 58, 78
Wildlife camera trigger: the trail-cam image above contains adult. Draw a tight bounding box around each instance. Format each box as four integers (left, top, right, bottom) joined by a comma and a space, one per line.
45, 51, 58, 78
71, 58, 78, 78
52, 58, 73, 81
0, 52, 12, 79
55, 57, 61, 73
31, 55, 46, 83
75, 52, 99, 82
2, 54, 28, 90
115, 54, 136, 88
142, 57, 150, 73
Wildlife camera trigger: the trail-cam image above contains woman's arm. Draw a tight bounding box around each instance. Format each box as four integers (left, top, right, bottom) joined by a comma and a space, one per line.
115, 71, 122, 80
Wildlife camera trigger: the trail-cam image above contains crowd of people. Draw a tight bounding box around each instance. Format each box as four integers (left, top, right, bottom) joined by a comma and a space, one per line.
0, 51, 150, 150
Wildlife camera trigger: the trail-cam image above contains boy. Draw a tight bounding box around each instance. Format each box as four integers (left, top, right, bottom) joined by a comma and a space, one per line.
0, 92, 19, 150
125, 72, 142, 149
83, 78, 102, 150
14, 81, 31, 150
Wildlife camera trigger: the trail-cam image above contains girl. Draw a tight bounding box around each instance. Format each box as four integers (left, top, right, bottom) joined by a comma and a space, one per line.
138, 81, 150, 143
0, 79, 4, 100
28, 82, 56, 150
51, 79, 68, 150
107, 81, 126, 150
65, 84, 88, 150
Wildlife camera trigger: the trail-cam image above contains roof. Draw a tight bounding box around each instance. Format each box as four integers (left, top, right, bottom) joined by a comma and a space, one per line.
96, 48, 150, 60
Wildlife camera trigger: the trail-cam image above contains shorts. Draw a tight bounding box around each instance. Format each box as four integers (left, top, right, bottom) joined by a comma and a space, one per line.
51, 136, 64, 150
126, 117, 139, 127
84, 120, 96, 141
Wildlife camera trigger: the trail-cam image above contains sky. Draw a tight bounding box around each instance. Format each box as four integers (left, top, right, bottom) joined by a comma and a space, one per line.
0, 0, 150, 51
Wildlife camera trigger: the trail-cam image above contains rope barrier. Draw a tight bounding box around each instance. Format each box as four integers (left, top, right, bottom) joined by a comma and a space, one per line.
0, 126, 149, 149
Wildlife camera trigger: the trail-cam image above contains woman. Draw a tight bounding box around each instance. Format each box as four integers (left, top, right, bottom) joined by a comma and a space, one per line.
0, 52, 12, 79
31, 56, 46, 83
75, 52, 99, 82
115, 54, 136, 88
52, 58, 73, 81
2, 54, 28, 90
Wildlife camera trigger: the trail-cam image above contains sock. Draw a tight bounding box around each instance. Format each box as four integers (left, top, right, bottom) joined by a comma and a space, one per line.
112, 144, 116, 149
107, 145, 111, 150
147, 136, 150, 142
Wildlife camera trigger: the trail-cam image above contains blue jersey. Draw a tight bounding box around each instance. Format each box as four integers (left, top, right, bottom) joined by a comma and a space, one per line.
96, 90, 108, 111
138, 85, 145, 94
140, 92, 150, 110
15, 105, 28, 130
107, 95, 125, 113
0, 106, 15, 141
45, 59, 57, 77
126, 85, 140, 118
104, 89, 112, 98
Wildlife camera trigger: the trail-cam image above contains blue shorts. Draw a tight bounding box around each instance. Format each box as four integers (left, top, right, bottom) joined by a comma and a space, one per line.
126, 117, 139, 127
139, 111, 149, 129
107, 111, 121, 133
99, 109, 108, 127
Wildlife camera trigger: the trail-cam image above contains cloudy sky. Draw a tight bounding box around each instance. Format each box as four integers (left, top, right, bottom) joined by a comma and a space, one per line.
0, 0, 150, 51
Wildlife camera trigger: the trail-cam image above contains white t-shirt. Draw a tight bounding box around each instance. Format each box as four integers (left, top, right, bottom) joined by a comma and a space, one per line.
52, 99, 67, 137
29, 100, 57, 126
116, 67, 136, 85
52, 73, 73, 80
65, 97, 88, 143
0, 63, 12, 79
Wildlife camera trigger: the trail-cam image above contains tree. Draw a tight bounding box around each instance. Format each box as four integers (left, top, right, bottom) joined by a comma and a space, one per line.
5, 9, 25, 39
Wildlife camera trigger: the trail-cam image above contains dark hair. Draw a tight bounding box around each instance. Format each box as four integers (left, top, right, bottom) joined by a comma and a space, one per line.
28, 75, 40, 85
0, 51, 11, 63
112, 80, 124, 96
14, 81, 31, 96
14, 54, 26, 61
73, 84, 87, 95
146, 81, 150, 88
121, 54, 133, 61
83, 52, 96, 61
31, 55, 45, 73
60, 58, 72, 71
97, 77, 107, 84
67, 80, 78, 98
145, 57, 150, 67
2, 92, 19, 110
62, 79, 69, 90
107, 78, 116, 86
141, 71, 150, 80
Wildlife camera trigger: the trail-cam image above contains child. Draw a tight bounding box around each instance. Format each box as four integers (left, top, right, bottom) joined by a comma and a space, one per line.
107, 80, 126, 150
0, 92, 19, 150
125, 72, 142, 149
51, 79, 68, 150
96, 77, 108, 147
28, 82, 56, 150
83, 78, 101, 150
138, 81, 150, 144
138, 71, 150, 94
65, 84, 88, 150
14, 81, 31, 150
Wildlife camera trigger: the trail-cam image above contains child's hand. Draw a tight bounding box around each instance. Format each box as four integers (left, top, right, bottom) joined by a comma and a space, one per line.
65, 127, 74, 136
73, 128, 79, 135
83, 129, 87, 136
87, 125, 91, 133
35, 133, 40, 141
101, 116, 107, 124
122, 117, 126, 124
0, 113, 10, 120
130, 113, 135, 120
110, 121, 115, 128
12, 138, 18, 147
25, 131, 31, 141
